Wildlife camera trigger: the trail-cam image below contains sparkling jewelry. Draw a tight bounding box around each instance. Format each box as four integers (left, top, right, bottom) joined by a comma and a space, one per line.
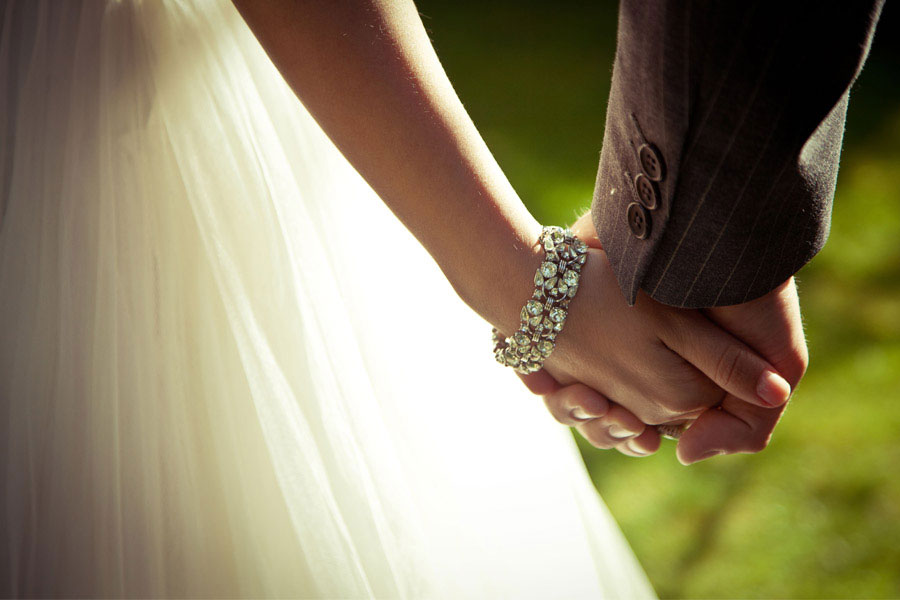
492, 226, 588, 373
656, 422, 688, 440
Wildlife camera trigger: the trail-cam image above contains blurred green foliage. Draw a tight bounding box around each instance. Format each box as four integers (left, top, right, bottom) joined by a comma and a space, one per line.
418, 2, 900, 597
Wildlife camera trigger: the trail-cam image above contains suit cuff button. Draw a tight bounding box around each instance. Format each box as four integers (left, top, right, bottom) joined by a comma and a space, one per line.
627, 202, 650, 239
638, 143, 666, 181
633, 173, 660, 210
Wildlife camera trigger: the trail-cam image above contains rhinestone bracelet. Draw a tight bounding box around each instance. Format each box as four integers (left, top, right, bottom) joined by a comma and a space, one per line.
492, 226, 588, 373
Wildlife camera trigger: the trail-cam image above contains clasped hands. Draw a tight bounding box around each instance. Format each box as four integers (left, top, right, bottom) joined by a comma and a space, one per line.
520, 214, 809, 465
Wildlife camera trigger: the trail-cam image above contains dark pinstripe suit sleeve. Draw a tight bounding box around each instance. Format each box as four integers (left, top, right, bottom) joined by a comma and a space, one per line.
590, 0, 884, 308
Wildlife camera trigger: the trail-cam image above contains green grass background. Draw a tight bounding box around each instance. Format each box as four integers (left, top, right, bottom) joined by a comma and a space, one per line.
416, 2, 900, 597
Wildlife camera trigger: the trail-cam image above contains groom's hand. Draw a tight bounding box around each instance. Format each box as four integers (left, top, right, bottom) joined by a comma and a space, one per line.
566, 212, 804, 463
520, 243, 792, 451
675, 277, 808, 464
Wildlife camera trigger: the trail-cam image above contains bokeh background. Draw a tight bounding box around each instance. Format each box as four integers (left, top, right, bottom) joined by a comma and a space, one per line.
416, 2, 900, 598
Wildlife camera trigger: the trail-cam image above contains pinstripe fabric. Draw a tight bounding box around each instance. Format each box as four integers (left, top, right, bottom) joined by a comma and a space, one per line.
591, 0, 884, 308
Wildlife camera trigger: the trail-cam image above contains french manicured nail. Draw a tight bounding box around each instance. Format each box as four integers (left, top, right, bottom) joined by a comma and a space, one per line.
609, 424, 638, 439
625, 439, 650, 456
757, 370, 791, 406
571, 407, 593, 421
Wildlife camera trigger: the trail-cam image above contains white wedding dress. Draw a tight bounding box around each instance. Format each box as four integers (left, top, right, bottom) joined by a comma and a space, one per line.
0, 1, 654, 597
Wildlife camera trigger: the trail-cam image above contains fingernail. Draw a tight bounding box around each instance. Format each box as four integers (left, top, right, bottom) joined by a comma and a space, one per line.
757, 370, 791, 406
571, 407, 593, 421
625, 439, 650, 456
609, 424, 639, 439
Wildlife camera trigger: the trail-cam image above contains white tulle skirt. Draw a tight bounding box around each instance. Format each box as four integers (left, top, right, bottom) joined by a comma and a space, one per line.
0, 1, 654, 597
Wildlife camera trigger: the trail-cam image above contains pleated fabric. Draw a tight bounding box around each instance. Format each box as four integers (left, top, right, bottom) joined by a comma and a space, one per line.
0, 1, 655, 597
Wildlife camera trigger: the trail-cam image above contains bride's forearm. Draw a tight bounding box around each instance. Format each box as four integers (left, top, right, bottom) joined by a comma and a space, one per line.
233, 0, 541, 332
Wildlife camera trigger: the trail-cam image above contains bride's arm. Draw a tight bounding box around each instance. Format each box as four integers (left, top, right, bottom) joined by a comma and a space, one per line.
233, 0, 538, 334
232, 0, 793, 463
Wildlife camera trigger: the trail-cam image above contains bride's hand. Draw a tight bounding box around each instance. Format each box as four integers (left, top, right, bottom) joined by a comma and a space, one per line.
519, 370, 662, 457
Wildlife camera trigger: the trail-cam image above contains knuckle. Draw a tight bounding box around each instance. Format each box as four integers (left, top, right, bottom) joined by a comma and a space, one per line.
563, 384, 592, 409
658, 312, 689, 348
714, 344, 746, 390
775, 343, 810, 389
744, 432, 772, 454
790, 345, 810, 380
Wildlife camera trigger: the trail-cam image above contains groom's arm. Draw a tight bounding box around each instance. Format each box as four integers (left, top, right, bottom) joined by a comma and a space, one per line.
592, 0, 884, 308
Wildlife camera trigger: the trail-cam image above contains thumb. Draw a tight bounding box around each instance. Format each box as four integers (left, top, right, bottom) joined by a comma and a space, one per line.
660, 312, 792, 409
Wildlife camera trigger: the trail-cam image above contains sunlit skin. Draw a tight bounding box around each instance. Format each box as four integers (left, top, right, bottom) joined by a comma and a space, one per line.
232, 0, 798, 463
530, 214, 810, 464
